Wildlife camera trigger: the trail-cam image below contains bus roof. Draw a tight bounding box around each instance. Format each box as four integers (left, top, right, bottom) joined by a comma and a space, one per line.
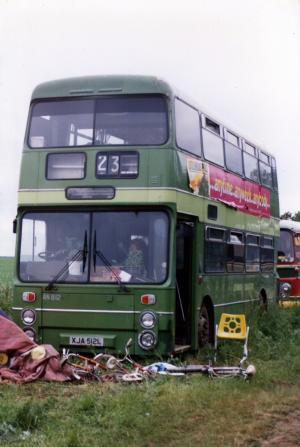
30, 74, 275, 160
280, 220, 300, 232
31, 75, 174, 100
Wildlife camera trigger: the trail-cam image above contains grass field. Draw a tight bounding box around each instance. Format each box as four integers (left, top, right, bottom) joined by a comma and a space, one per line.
0, 256, 14, 317
1, 257, 300, 446
0, 257, 14, 281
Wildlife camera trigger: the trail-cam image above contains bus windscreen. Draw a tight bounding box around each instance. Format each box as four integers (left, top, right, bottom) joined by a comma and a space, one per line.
19, 211, 169, 284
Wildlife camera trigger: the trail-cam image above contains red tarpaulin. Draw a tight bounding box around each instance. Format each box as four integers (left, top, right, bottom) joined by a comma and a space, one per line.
0, 315, 73, 383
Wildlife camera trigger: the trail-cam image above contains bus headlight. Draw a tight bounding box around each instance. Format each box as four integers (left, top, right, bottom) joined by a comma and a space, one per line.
140, 311, 157, 329
21, 308, 36, 325
138, 331, 157, 350
23, 327, 36, 342
279, 282, 292, 299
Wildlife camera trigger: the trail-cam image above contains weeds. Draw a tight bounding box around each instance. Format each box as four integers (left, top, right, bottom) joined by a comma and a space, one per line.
249, 304, 300, 360
15, 400, 44, 431
0, 399, 47, 445
0, 283, 13, 317
0, 256, 13, 317
2, 256, 300, 446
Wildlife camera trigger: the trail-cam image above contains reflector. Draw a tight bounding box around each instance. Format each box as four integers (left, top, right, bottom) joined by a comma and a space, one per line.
141, 294, 156, 305
22, 292, 36, 302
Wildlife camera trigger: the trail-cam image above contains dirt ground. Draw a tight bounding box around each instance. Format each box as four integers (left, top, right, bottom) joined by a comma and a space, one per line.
261, 411, 300, 446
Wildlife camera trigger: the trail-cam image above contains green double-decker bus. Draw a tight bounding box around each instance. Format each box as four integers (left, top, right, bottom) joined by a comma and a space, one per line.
12, 75, 279, 355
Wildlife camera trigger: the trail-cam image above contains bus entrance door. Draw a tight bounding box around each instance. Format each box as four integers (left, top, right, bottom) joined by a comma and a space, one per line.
175, 220, 194, 349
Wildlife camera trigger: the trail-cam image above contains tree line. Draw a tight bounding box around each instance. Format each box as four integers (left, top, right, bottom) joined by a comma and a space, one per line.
280, 211, 300, 221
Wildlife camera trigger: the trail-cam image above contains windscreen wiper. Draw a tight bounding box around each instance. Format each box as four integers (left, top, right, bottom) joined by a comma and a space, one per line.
93, 230, 129, 293
45, 231, 88, 291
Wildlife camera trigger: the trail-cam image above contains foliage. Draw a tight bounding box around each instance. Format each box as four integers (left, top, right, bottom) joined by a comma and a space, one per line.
280, 210, 300, 221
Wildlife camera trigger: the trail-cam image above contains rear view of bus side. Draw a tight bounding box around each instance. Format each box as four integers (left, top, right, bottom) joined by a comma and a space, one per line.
278, 220, 300, 306
12, 75, 280, 355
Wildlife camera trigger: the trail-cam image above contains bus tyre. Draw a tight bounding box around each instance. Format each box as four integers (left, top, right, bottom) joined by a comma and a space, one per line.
259, 291, 268, 311
198, 304, 211, 347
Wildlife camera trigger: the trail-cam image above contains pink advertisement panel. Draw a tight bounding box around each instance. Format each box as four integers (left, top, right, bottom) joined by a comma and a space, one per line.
209, 165, 270, 218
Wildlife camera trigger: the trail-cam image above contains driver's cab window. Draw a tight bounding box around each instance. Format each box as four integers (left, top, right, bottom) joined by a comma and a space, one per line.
20, 218, 46, 263
90, 211, 168, 284
294, 234, 300, 261
19, 212, 90, 283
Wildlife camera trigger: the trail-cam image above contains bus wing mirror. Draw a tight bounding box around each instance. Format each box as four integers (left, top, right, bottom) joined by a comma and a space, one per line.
13, 218, 17, 234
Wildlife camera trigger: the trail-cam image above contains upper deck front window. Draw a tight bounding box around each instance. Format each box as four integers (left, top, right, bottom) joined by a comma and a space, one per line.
28, 95, 168, 148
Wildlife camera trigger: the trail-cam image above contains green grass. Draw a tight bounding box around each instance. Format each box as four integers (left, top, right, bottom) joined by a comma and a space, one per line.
1, 257, 300, 446
0, 257, 13, 317
0, 257, 14, 284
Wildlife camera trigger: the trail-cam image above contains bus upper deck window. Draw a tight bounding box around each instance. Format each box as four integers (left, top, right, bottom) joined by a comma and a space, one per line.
259, 151, 270, 164
94, 95, 168, 146
202, 116, 224, 167
225, 130, 239, 146
224, 130, 243, 175
258, 151, 273, 188
243, 152, 259, 183
28, 99, 94, 149
175, 98, 201, 156
28, 95, 168, 148
243, 142, 256, 156
259, 161, 273, 188
204, 117, 221, 135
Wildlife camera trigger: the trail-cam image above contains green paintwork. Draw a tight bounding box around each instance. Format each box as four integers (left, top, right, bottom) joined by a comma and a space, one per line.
13, 75, 279, 355
18, 187, 278, 237
31, 75, 174, 100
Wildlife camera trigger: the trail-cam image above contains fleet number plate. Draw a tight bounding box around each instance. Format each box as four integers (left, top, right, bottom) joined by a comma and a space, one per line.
69, 335, 104, 347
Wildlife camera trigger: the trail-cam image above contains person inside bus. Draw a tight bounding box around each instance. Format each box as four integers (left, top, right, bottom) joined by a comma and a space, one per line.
123, 239, 146, 277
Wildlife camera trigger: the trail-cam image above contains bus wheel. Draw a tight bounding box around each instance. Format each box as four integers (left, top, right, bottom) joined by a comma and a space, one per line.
259, 290, 268, 311
198, 304, 211, 347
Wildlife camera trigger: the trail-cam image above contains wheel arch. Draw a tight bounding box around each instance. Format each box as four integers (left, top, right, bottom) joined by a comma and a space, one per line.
259, 288, 268, 310
200, 295, 215, 344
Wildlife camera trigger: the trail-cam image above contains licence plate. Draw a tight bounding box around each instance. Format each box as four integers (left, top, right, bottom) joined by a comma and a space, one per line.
69, 335, 104, 347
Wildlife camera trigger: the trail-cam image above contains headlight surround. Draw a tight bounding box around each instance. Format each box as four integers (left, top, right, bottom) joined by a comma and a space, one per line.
279, 282, 292, 299
21, 308, 36, 325
140, 311, 157, 329
23, 327, 36, 342
138, 330, 157, 350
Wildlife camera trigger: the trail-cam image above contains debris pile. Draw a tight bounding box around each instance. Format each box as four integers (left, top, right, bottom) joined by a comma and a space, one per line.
0, 316, 256, 384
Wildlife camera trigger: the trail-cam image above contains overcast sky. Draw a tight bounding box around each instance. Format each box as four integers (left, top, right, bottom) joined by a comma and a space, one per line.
0, 0, 299, 256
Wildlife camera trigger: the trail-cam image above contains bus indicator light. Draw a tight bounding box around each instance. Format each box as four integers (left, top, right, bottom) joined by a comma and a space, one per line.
22, 292, 36, 303
141, 294, 156, 305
